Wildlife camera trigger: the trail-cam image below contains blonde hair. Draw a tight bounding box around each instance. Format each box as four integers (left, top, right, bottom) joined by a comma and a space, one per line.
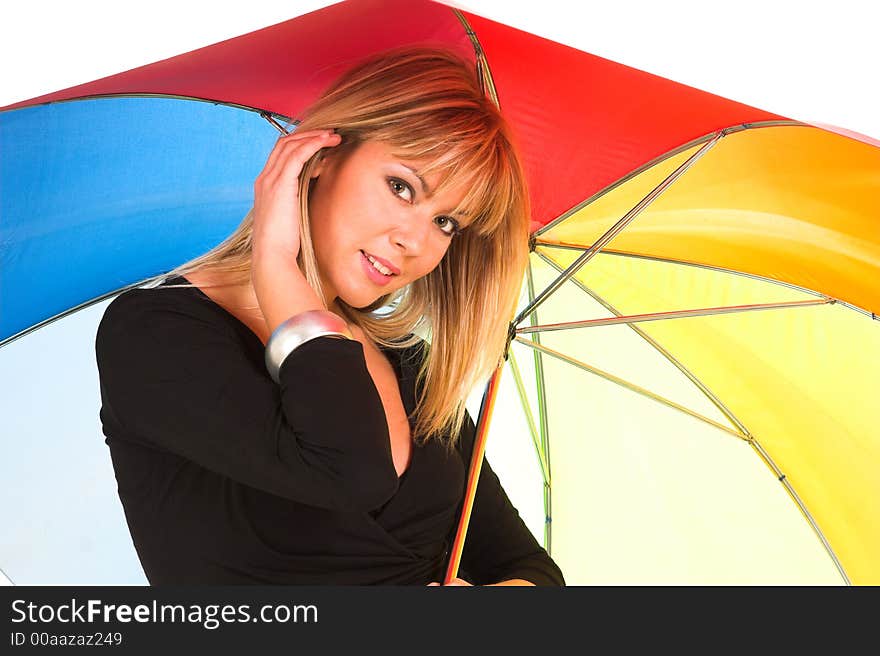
158, 48, 530, 449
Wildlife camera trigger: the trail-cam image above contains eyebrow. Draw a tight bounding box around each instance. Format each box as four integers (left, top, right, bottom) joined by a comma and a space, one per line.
400, 164, 471, 220
402, 165, 429, 194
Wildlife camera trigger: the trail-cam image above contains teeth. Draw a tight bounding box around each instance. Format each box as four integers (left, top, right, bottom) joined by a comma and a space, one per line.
365, 253, 393, 276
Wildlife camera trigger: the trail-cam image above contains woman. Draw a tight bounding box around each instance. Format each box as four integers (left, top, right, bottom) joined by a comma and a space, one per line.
95, 48, 565, 586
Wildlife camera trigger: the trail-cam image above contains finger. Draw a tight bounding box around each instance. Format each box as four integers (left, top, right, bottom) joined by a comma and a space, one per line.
281, 127, 337, 140
272, 134, 341, 192
262, 129, 337, 177
255, 136, 332, 202
273, 128, 336, 156
259, 131, 313, 179
259, 134, 327, 186
427, 582, 440, 586
261, 132, 341, 190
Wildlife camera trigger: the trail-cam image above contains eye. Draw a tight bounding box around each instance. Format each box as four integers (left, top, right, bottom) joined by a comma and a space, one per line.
434, 215, 461, 237
387, 177, 413, 203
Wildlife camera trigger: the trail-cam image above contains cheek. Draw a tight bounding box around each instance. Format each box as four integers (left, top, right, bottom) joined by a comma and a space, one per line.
412, 244, 452, 280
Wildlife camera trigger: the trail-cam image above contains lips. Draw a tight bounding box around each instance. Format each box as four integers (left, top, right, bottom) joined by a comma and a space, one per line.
360, 250, 397, 287
360, 250, 400, 275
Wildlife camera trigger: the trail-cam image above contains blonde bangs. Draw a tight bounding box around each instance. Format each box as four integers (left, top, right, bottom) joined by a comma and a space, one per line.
385, 126, 521, 238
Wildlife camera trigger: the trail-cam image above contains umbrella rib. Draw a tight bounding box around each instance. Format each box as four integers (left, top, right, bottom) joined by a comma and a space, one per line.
514, 132, 724, 328
260, 111, 295, 135
452, 9, 501, 108
0, 269, 193, 349
534, 120, 809, 238
506, 348, 551, 486
536, 244, 878, 321
0, 91, 296, 123
526, 260, 554, 553
532, 248, 752, 435
0, 280, 149, 349
748, 440, 853, 585
513, 335, 748, 441
530, 250, 802, 483
530, 251, 852, 584
516, 298, 833, 334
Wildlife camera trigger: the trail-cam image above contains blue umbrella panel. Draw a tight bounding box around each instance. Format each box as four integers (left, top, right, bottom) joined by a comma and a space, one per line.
0, 97, 279, 583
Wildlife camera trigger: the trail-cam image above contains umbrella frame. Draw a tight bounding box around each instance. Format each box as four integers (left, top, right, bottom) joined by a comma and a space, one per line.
3, 5, 868, 585
488, 169, 864, 584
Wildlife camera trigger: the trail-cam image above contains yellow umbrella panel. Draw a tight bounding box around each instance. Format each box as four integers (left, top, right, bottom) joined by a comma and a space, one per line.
487, 124, 879, 585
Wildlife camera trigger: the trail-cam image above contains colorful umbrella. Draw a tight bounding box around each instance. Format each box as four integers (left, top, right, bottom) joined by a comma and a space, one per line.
2, 0, 877, 584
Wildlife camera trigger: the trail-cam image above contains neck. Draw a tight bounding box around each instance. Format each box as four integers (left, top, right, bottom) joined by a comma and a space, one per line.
328, 299, 346, 317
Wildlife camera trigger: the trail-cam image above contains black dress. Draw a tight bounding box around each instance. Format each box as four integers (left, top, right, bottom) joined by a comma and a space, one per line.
95, 275, 565, 585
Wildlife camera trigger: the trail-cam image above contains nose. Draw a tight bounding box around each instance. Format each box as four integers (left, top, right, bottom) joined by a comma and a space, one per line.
390, 212, 432, 255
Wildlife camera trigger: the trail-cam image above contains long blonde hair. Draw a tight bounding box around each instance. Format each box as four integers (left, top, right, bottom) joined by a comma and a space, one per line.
158, 48, 530, 449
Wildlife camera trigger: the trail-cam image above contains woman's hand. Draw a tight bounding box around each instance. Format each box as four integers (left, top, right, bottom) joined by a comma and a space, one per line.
427, 578, 473, 586
426, 578, 535, 586
484, 579, 536, 586
251, 128, 342, 262
249, 129, 343, 336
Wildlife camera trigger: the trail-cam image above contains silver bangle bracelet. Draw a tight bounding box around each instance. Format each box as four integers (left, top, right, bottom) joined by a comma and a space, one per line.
264, 310, 354, 383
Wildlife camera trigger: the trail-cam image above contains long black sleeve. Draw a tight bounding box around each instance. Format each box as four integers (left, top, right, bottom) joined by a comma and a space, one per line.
456, 411, 566, 586
95, 288, 399, 513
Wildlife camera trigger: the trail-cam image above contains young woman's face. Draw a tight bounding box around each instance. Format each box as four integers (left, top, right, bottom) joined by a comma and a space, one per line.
309, 139, 471, 310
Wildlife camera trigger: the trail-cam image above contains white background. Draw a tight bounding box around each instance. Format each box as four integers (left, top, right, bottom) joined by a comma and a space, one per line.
2, 0, 878, 138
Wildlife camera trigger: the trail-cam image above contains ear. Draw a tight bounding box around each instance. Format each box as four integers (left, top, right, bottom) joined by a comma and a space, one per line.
312, 135, 351, 179
310, 155, 325, 179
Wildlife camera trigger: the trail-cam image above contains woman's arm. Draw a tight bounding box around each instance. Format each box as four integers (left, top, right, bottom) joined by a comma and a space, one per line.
95, 290, 398, 514
248, 130, 342, 335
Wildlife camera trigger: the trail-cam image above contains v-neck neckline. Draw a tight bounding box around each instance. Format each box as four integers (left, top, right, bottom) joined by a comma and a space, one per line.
162, 274, 420, 484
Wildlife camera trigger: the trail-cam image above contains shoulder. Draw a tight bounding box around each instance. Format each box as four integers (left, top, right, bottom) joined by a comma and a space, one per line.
97, 279, 233, 353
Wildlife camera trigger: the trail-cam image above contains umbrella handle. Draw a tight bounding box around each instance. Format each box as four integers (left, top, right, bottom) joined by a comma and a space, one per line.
443, 363, 504, 584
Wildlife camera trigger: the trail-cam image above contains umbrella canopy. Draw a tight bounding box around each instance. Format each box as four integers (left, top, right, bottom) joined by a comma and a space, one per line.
2, 0, 877, 584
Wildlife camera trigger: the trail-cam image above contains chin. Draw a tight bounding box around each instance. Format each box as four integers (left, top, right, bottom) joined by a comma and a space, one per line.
350, 288, 400, 311
338, 291, 384, 311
